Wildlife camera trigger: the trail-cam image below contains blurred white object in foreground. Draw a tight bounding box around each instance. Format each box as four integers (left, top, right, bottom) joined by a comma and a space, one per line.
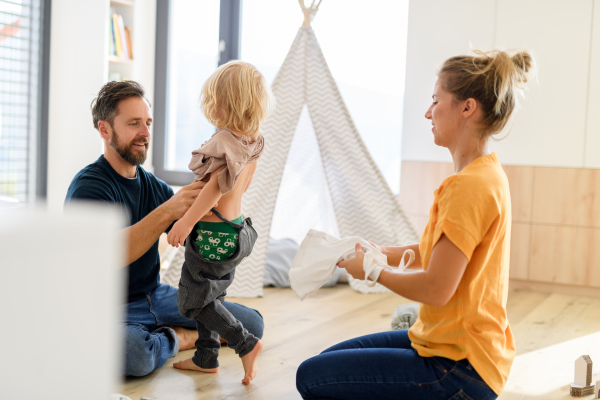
0, 202, 126, 400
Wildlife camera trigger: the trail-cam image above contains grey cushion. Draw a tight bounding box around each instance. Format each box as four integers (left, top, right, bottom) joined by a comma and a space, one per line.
263, 237, 340, 288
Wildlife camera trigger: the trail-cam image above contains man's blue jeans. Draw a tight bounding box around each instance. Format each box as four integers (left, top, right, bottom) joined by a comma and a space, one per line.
123, 283, 264, 377
296, 330, 497, 400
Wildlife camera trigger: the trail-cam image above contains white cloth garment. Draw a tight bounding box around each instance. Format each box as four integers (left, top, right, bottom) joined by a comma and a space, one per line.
289, 229, 415, 300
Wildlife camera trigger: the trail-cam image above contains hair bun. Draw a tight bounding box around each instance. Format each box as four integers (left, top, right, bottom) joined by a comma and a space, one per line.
511, 51, 534, 84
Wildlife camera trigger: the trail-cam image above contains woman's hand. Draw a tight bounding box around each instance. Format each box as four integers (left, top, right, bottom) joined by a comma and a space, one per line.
337, 243, 366, 280
368, 241, 386, 255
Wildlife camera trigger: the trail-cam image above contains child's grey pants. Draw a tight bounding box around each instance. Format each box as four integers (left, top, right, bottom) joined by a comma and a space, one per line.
177, 210, 259, 369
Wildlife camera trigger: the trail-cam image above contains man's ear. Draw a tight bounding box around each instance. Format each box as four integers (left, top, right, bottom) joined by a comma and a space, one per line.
97, 120, 111, 140
462, 98, 478, 118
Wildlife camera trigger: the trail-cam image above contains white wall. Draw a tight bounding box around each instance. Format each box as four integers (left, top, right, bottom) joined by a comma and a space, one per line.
132, 1, 157, 172
47, 0, 108, 210
401, 0, 600, 169
47, 0, 157, 210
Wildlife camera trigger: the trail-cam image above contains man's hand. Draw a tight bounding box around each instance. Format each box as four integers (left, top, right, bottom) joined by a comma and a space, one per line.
162, 180, 209, 221
167, 218, 194, 248
337, 243, 366, 280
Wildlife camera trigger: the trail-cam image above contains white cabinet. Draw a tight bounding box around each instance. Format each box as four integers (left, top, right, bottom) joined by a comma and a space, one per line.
492, 0, 594, 168
585, 0, 600, 169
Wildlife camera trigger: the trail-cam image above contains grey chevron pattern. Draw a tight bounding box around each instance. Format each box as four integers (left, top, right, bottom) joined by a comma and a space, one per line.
227, 26, 418, 297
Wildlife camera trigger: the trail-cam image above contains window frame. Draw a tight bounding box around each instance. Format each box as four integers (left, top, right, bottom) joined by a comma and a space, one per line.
37, 0, 50, 199
153, 0, 242, 186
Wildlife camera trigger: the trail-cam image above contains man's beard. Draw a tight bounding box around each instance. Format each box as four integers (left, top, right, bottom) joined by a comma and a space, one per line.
109, 128, 148, 166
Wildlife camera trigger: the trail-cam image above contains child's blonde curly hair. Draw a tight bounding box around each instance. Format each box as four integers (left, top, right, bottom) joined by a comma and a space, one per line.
201, 60, 275, 141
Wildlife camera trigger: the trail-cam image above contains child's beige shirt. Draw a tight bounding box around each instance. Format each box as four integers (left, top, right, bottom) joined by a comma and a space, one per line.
188, 129, 264, 194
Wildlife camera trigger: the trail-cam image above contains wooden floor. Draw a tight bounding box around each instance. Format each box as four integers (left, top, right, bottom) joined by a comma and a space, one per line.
121, 286, 600, 400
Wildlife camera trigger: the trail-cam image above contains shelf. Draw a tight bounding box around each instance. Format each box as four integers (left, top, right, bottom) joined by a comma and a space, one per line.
110, 0, 134, 7
108, 55, 133, 64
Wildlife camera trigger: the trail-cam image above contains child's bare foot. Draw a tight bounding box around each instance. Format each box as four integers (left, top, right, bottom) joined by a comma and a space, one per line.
171, 326, 198, 351
240, 340, 263, 385
173, 358, 218, 373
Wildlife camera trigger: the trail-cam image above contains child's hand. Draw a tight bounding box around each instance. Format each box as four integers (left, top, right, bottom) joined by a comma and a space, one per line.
337, 243, 365, 280
167, 219, 194, 248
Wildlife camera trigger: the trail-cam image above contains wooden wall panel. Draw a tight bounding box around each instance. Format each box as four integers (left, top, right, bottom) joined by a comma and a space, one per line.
532, 167, 600, 228
399, 161, 453, 215
400, 161, 454, 238
400, 161, 600, 288
530, 225, 600, 287
503, 165, 534, 223
510, 223, 531, 280
401, 160, 600, 291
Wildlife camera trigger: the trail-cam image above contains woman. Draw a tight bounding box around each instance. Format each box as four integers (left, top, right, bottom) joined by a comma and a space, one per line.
295, 49, 534, 400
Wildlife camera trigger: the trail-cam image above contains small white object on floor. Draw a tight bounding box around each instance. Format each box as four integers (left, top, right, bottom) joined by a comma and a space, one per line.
570, 355, 595, 396
110, 395, 132, 400
110, 395, 156, 400
289, 229, 414, 300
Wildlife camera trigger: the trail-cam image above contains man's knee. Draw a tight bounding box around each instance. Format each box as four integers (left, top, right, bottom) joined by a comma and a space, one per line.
223, 302, 264, 339
244, 308, 264, 339
124, 329, 157, 377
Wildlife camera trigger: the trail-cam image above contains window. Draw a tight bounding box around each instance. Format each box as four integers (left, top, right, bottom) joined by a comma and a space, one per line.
0, 0, 49, 204
153, 0, 241, 185
153, 0, 409, 192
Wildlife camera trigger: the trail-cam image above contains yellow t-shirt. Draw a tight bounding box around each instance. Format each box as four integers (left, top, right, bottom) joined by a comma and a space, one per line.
408, 153, 514, 395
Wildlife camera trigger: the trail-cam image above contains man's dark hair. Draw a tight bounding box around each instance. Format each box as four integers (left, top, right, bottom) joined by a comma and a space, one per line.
91, 80, 149, 130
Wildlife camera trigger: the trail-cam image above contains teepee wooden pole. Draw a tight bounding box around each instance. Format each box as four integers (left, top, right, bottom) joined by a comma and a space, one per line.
299, 0, 322, 26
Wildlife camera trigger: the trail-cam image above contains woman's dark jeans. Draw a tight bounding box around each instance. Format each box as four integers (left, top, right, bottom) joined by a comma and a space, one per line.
296, 330, 497, 400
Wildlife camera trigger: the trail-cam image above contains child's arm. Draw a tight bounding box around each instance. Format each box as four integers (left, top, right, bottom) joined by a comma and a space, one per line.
167, 167, 225, 247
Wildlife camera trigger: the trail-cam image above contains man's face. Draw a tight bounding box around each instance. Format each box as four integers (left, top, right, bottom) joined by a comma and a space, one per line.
108, 96, 153, 166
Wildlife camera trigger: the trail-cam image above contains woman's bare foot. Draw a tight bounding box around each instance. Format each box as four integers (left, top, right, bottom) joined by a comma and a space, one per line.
173, 358, 218, 373
240, 340, 263, 385
171, 326, 198, 351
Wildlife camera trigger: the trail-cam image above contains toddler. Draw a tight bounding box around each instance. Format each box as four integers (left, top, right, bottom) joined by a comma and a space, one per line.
167, 60, 274, 385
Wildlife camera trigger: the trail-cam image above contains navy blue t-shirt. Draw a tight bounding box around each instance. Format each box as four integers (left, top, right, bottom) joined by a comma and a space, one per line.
65, 155, 174, 303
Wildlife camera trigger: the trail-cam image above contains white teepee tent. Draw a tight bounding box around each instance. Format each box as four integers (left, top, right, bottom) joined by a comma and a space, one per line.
226, 2, 418, 297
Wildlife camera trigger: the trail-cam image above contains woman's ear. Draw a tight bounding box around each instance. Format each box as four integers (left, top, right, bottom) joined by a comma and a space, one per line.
462, 98, 478, 118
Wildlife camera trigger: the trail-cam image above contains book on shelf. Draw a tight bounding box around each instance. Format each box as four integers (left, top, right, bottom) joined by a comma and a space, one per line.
125, 26, 133, 59
109, 17, 114, 56
109, 8, 133, 60
117, 14, 129, 58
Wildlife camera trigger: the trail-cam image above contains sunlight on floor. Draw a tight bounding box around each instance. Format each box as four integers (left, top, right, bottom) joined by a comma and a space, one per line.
501, 332, 600, 399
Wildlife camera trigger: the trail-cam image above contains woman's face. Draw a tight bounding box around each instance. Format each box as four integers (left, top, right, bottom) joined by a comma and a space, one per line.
424, 78, 461, 148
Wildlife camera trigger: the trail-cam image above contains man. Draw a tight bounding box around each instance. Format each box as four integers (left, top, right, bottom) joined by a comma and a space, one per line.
65, 81, 264, 377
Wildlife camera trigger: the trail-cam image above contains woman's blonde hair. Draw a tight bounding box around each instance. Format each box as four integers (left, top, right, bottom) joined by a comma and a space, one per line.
439, 49, 535, 138
201, 60, 274, 141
